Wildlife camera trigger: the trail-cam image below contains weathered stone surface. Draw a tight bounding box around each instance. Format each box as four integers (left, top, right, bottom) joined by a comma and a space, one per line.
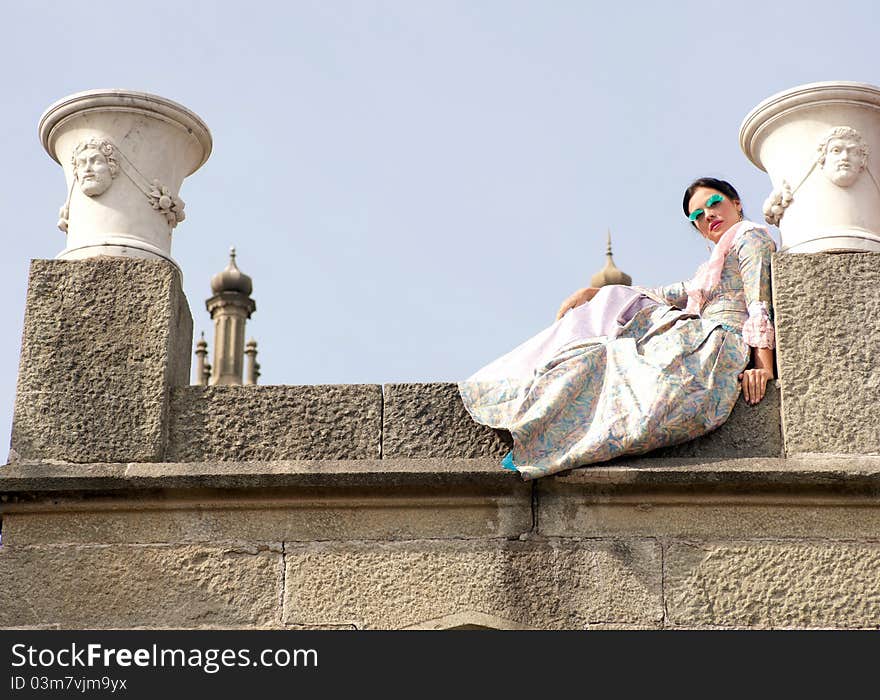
653, 384, 782, 458
772, 253, 880, 455
2, 488, 531, 545
539, 494, 880, 540
0, 458, 524, 491
549, 454, 880, 490
666, 542, 880, 628
0, 544, 280, 628
283, 539, 662, 629
10, 259, 192, 463
404, 611, 538, 630
167, 385, 382, 461
382, 382, 512, 458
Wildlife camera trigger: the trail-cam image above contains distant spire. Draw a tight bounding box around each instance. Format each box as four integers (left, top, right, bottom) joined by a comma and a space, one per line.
193, 331, 209, 386
589, 229, 632, 287
205, 247, 257, 385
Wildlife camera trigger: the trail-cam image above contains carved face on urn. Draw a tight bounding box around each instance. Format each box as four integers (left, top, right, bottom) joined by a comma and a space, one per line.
817, 127, 869, 187
72, 139, 119, 196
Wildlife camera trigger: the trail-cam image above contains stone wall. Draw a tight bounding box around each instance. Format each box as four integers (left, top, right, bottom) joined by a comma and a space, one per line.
2, 456, 880, 629
1, 255, 879, 630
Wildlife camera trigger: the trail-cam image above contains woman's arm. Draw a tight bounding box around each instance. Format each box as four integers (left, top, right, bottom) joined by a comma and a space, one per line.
736, 227, 777, 405
555, 287, 602, 320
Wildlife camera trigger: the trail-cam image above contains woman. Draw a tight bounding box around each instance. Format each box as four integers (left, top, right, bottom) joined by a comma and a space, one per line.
458, 178, 776, 480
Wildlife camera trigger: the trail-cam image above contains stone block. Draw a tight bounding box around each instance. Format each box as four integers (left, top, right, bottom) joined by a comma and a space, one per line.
283, 539, 662, 629
666, 542, 880, 628
772, 253, 880, 454
1, 487, 531, 545
539, 494, 880, 540
167, 384, 382, 461
382, 382, 511, 458
0, 544, 280, 628
10, 258, 192, 463
653, 383, 782, 458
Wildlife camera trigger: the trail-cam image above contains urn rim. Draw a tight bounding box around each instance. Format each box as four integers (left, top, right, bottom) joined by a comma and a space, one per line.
739, 80, 880, 170
39, 88, 213, 173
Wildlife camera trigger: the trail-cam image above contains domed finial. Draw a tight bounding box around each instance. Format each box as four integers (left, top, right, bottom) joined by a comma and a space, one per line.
210, 245, 253, 295
590, 229, 632, 287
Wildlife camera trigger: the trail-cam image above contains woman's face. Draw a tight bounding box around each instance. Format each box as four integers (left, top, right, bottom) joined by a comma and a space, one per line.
687, 186, 742, 243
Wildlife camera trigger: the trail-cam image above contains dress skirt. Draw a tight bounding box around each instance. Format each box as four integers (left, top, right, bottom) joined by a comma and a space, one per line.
458, 285, 751, 480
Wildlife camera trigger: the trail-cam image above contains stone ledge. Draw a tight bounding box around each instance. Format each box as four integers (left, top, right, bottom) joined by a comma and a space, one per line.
3, 455, 880, 499
0, 458, 522, 496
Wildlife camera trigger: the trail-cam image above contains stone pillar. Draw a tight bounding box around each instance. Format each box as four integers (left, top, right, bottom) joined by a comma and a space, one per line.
770, 253, 880, 455
740, 81, 880, 253
10, 258, 193, 463
39, 89, 212, 267
742, 83, 880, 457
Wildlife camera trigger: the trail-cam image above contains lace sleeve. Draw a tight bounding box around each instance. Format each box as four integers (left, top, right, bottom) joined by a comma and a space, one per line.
735, 228, 777, 349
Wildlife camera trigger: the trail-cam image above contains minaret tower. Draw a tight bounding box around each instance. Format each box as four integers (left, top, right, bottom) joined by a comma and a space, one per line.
206, 247, 257, 385
590, 230, 632, 287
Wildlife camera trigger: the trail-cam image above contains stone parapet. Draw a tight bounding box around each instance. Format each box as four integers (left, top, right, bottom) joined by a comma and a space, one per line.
167, 385, 382, 461
6, 251, 784, 466
383, 382, 781, 461
382, 383, 511, 459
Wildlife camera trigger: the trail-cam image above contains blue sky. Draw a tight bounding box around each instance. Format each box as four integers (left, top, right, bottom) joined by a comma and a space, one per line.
2, 0, 878, 451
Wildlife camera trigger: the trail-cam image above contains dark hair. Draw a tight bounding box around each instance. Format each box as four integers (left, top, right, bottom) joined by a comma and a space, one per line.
682, 177, 742, 226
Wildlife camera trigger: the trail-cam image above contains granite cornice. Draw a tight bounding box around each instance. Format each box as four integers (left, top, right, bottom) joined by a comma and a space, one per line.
3, 456, 880, 503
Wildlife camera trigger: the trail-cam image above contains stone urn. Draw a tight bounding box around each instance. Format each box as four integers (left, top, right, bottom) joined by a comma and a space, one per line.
739, 81, 880, 253
39, 89, 212, 267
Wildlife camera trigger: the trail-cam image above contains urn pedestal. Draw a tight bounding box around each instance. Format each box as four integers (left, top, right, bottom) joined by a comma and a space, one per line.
39, 89, 212, 267
740, 81, 880, 253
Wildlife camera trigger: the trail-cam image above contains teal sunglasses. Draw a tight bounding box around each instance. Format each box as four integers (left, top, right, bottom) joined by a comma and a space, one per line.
688, 193, 725, 222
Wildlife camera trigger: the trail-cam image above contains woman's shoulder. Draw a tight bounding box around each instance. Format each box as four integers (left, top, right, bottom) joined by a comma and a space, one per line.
733, 222, 777, 254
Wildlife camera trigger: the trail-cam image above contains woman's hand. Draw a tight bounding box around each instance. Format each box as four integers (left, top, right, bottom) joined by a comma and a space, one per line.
738, 367, 773, 405
556, 287, 600, 320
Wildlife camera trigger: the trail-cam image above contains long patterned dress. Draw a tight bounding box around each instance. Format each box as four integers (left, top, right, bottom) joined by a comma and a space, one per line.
458, 225, 777, 480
